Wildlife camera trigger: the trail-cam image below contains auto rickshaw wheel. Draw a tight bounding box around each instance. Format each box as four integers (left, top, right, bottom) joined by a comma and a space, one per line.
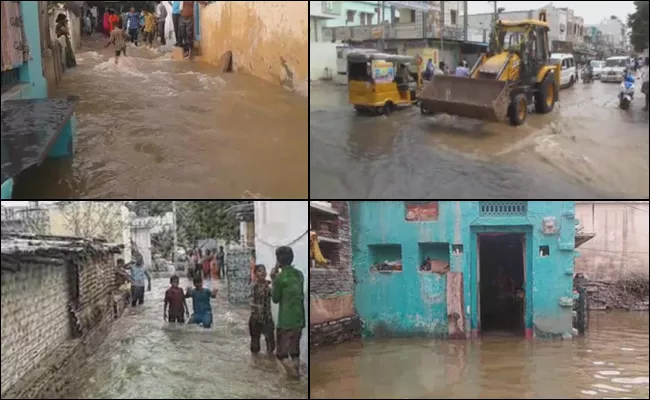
420, 103, 432, 115
383, 102, 394, 116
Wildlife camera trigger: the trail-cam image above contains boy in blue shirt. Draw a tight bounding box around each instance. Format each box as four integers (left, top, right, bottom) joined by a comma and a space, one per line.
185, 276, 218, 328
126, 6, 140, 45
128, 254, 151, 307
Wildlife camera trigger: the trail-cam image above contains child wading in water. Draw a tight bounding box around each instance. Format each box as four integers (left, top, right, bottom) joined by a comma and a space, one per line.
185, 276, 218, 328
105, 20, 127, 64
271, 246, 305, 378
249, 264, 275, 355
164, 275, 189, 323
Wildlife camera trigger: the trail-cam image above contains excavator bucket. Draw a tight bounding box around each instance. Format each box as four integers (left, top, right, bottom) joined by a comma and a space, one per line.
418, 76, 511, 122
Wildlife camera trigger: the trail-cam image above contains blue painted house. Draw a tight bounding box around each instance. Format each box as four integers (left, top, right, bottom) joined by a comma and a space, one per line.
1, 1, 77, 199
351, 201, 580, 339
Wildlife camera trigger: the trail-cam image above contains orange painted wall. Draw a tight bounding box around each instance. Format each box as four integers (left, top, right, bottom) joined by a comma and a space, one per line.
200, 1, 308, 96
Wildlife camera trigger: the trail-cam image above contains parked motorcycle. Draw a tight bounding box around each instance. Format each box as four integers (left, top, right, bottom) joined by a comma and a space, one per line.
618, 73, 636, 110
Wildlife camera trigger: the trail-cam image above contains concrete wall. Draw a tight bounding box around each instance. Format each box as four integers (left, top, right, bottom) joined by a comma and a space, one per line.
351, 201, 578, 338
0, 261, 71, 396
310, 201, 362, 348
199, 1, 308, 97
310, 41, 338, 81
254, 201, 308, 372
575, 201, 649, 281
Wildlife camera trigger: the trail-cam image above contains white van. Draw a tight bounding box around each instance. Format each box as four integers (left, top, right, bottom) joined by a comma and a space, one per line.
601, 56, 629, 82
550, 53, 577, 88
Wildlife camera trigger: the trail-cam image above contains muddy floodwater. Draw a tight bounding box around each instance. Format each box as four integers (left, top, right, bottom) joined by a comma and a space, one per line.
310, 312, 649, 399
13, 35, 307, 199
310, 80, 648, 198
62, 278, 307, 399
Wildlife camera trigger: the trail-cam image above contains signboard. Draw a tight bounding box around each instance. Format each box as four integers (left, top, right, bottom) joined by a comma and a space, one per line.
385, 1, 440, 12
405, 201, 439, 221
372, 60, 395, 84
371, 27, 384, 39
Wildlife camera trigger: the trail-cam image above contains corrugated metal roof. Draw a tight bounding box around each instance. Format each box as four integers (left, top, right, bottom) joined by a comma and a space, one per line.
1, 233, 123, 256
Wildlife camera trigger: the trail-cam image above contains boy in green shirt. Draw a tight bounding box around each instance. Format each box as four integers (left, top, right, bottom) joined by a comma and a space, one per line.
271, 246, 305, 378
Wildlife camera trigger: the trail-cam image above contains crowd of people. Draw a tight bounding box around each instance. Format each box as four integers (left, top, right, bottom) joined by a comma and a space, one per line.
423, 58, 471, 80
85, 1, 200, 63
116, 245, 305, 379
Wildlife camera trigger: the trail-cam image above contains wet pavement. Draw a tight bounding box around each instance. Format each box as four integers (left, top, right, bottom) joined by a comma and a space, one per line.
62, 278, 307, 399
310, 79, 649, 198
310, 311, 649, 399
12, 34, 307, 199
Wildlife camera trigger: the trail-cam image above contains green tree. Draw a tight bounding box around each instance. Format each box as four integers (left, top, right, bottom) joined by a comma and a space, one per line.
127, 201, 251, 248
628, 1, 649, 52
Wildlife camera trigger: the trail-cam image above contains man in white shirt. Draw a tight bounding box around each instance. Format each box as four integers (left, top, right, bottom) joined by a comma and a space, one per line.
155, 1, 168, 45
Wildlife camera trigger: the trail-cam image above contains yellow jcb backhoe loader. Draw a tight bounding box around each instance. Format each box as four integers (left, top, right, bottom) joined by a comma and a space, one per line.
419, 10, 560, 126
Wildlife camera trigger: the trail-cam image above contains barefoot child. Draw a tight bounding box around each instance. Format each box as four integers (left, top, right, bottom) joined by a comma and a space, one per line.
105, 20, 127, 65
185, 276, 218, 328
271, 246, 305, 378
164, 275, 189, 323
249, 265, 275, 355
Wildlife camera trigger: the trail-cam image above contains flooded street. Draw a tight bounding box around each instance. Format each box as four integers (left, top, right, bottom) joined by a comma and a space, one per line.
310, 311, 649, 399
63, 278, 307, 399
310, 80, 648, 198
13, 35, 307, 199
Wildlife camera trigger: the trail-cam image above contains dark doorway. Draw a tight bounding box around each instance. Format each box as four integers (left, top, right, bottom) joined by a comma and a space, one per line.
478, 233, 525, 335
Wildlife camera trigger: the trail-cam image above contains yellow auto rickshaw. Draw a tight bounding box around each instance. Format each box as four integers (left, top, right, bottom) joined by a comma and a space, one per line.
347, 51, 423, 115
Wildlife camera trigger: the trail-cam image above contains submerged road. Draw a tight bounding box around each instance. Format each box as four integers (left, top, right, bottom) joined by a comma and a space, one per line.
13, 35, 308, 199
310, 311, 650, 399
310, 78, 649, 198
62, 278, 307, 399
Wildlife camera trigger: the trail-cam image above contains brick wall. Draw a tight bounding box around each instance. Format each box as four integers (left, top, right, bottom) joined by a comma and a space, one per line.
227, 249, 253, 305
1, 242, 119, 398
1, 259, 71, 396
310, 201, 361, 348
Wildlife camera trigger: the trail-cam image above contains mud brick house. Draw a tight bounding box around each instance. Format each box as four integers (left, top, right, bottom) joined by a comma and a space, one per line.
351, 201, 587, 340
310, 201, 361, 348
1, 234, 122, 399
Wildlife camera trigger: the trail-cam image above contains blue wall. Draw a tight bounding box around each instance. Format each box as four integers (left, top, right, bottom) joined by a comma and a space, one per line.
19, 1, 47, 99
351, 201, 577, 339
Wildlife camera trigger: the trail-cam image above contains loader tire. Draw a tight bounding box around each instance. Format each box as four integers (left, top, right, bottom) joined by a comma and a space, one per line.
508, 93, 528, 126
535, 74, 557, 114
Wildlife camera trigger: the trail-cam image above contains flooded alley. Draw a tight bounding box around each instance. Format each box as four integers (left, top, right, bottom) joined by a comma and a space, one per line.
310, 80, 648, 198
13, 35, 308, 199
310, 312, 650, 399
62, 278, 307, 399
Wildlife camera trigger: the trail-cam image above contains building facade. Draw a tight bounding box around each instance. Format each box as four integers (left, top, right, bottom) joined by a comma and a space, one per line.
575, 201, 649, 282
310, 201, 361, 348
351, 201, 579, 339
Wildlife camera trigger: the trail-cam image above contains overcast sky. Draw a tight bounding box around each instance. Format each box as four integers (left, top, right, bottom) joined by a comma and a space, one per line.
466, 1, 636, 25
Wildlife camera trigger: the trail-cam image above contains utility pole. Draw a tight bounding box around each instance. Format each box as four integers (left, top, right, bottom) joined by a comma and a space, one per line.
441, 1, 445, 60
172, 201, 177, 263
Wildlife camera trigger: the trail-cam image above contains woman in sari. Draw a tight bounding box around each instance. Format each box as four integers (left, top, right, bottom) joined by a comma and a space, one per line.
102, 10, 110, 37
55, 14, 76, 69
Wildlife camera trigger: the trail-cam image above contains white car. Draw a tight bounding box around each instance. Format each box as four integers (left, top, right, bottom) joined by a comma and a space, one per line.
601, 56, 628, 83
589, 60, 605, 79
550, 53, 577, 88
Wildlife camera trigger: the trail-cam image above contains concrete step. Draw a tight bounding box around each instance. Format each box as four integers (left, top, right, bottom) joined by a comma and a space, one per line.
171, 43, 202, 61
